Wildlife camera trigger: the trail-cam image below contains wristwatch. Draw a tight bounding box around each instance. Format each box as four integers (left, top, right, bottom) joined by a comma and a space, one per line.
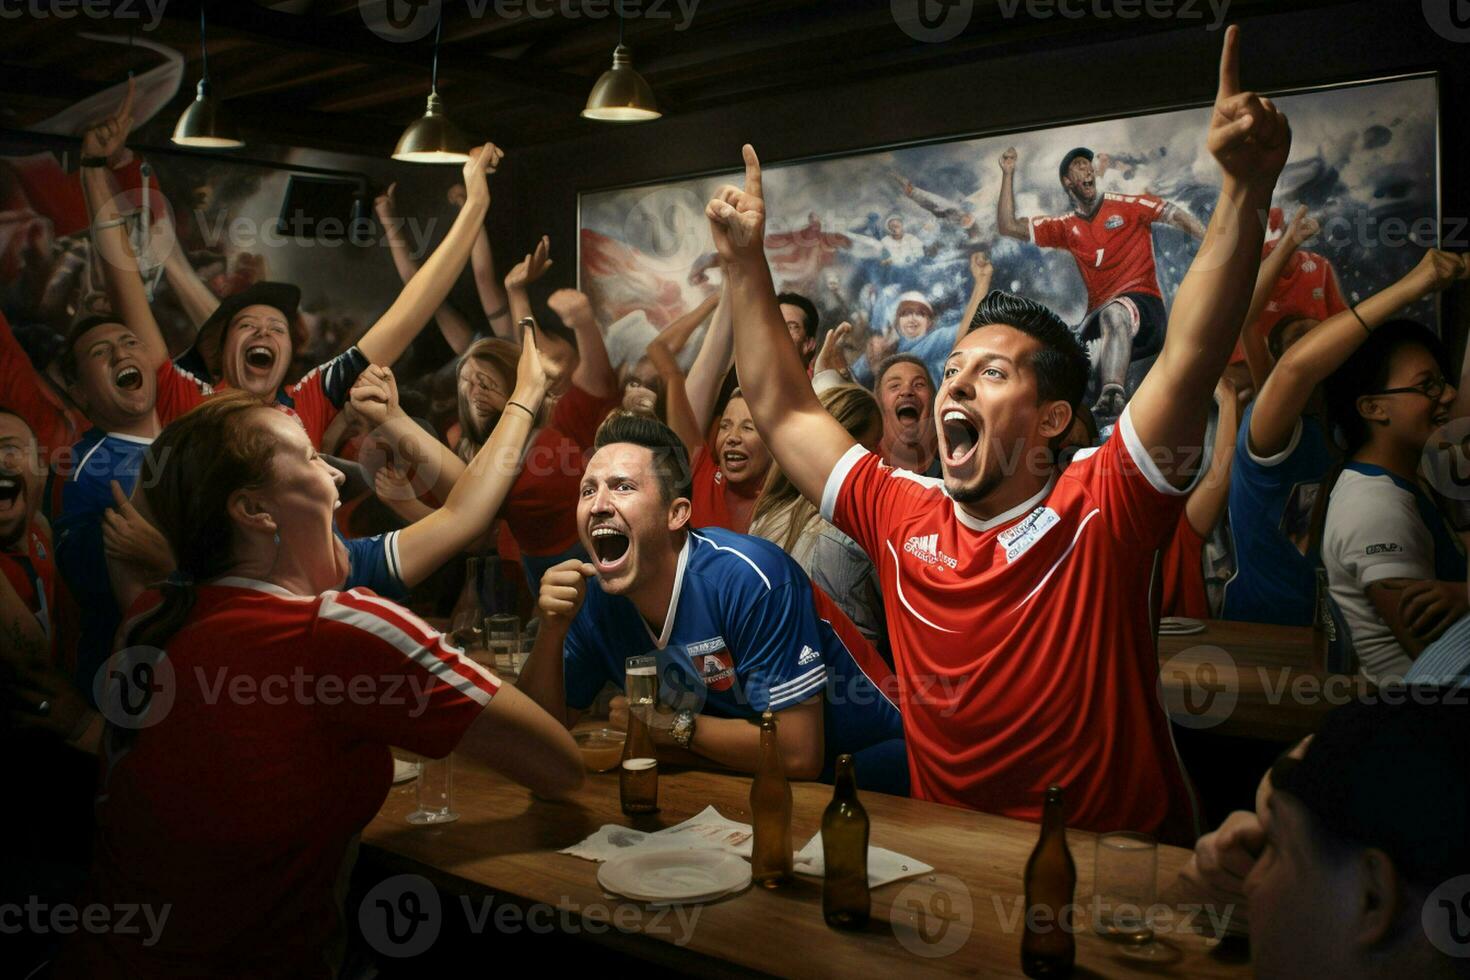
670, 709, 696, 749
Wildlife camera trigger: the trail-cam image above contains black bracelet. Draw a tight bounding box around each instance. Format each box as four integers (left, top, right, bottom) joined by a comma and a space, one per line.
507, 400, 535, 419
80, 155, 110, 169
1350, 305, 1371, 335
485, 304, 510, 321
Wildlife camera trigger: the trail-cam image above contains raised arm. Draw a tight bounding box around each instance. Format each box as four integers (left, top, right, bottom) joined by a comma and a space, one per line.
684, 282, 735, 441
373, 182, 476, 355
1250, 249, 1465, 459
466, 196, 513, 340
996, 147, 1030, 241
1159, 200, 1208, 240
547, 288, 617, 399
646, 335, 702, 455
354, 337, 548, 588
354, 144, 502, 366
502, 234, 552, 344
1185, 375, 1242, 538
156, 212, 220, 330
1239, 207, 1313, 393
1127, 26, 1291, 488
79, 84, 169, 369
959, 250, 994, 333
657, 290, 720, 358
708, 146, 856, 507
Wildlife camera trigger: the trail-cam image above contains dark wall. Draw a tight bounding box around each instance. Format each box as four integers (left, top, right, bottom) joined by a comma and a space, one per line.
503, 0, 1470, 350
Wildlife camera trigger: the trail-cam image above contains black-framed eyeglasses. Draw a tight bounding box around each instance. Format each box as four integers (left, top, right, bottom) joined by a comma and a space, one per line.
1369, 377, 1449, 400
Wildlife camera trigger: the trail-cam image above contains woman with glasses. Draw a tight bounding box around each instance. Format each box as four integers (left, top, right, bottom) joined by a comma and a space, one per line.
1313, 250, 1470, 680
1222, 247, 1467, 627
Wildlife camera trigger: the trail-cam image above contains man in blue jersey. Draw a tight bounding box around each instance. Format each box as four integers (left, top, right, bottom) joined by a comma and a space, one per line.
519, 413, 907, 793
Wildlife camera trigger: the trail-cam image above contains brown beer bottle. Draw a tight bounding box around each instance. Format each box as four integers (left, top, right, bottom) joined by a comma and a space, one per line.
1021, 785, 1076, 978
619, 714, 659, 815
821, 754, 870, 929
749, 711, 793, 887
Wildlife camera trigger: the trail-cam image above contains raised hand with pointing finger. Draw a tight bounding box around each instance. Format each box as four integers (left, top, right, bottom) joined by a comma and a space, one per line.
1207, 25, 1291, 184
705, 144, 767, 264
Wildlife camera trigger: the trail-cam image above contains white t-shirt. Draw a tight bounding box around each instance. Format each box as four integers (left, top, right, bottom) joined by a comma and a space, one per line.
881, 233, 924, 267
1322, 466, 1437, 681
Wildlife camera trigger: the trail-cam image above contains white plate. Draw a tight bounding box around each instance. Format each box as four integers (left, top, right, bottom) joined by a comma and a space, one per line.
598, 848, 752, 903
1159, 617, 1207, 636
392, 759, 421, 785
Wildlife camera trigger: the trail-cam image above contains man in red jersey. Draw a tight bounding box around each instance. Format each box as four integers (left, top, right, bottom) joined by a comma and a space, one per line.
707, 26, 1289, 840
999, 143, 1206, 419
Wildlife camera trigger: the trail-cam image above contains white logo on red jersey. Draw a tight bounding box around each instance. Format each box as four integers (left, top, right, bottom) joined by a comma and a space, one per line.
1300, 258, 1317, 273
903, 533, 958, 569
997, 507, 1061, 563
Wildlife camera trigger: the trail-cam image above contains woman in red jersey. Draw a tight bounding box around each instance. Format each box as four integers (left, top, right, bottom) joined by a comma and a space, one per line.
55, 389, 583, 979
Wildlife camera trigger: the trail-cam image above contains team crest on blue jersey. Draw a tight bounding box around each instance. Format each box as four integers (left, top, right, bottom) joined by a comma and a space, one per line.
1105, 215, 1125, 230
696, 650, 735, 691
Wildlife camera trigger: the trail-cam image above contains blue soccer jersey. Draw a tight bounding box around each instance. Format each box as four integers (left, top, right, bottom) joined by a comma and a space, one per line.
563, 527, 905, 785
341, 528, 407, 602
56, 429, 153, 692
1221, 405, 1334, 625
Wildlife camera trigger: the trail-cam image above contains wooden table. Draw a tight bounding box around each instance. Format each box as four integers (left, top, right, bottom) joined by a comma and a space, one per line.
362, 755, 1250, 978
1157, 620, 1342, 742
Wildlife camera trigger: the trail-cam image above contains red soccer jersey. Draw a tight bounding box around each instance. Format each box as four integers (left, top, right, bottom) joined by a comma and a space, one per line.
1030, 192, 1168, 311
688, 447, 761, 534
0, 310, 84, 466
1, 517, 56, 648
1160, 511, 1210, 620
822, 406, 1197, 837
501, 384, 620, 557
59, 580, 499, 979
1230, 244, 1347, 364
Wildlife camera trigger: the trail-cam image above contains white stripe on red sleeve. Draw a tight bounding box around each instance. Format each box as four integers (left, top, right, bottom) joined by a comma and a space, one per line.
324, 590, 500, 704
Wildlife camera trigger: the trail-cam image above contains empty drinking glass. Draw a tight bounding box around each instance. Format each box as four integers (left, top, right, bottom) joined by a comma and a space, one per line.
1093, 832, 1157, 952
406, 754, 458, 826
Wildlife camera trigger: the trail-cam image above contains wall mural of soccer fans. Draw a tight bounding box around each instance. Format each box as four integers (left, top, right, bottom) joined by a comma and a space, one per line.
579, 73, 1439, 429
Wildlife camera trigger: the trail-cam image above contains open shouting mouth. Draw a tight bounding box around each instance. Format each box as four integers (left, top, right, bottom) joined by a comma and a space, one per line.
0, 471, 24, 519
941, 406, 981, 468
114, 364, 144, 391
590, 523, 631, 574
893, 395, 923, 427
244, 344, 277, 372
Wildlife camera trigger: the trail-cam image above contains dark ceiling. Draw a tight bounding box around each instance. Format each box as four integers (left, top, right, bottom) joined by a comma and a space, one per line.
2, 0, 1354, 158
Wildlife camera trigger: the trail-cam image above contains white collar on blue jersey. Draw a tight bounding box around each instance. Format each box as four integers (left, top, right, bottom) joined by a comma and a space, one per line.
640, 534, 691, 651
951, 475, 1057, 533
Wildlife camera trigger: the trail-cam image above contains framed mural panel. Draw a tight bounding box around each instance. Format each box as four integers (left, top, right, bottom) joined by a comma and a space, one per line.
579, 72, 1440, 412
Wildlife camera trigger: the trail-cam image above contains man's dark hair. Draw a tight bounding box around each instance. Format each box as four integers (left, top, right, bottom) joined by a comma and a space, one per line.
593, 411, 692, 504
59, 315, 127, 386
874, 353, 934, 392
1266, 314, 1315, 361
775, 292, 819, 341
964, 291, 1089, 408
534, 310, 579, 352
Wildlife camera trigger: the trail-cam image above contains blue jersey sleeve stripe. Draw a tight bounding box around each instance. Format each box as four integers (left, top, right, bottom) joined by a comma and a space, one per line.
767, 673, 828, 708
768, 663, 827, 695
383, 530, 402, 583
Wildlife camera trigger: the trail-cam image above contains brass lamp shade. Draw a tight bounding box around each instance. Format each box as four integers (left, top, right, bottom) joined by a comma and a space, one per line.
393, 91, 471, 164
582, 45, 661, 122
171, 80, 244, 149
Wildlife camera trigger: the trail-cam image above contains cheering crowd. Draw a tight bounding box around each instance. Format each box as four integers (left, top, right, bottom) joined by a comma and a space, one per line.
1, 26, 1467, 979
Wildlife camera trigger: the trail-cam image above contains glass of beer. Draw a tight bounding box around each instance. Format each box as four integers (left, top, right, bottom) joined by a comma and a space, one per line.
486, 613, 523, 677
1093, 832, 1157, 952
620, 655, 659, 814
407, 754, 459, 826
